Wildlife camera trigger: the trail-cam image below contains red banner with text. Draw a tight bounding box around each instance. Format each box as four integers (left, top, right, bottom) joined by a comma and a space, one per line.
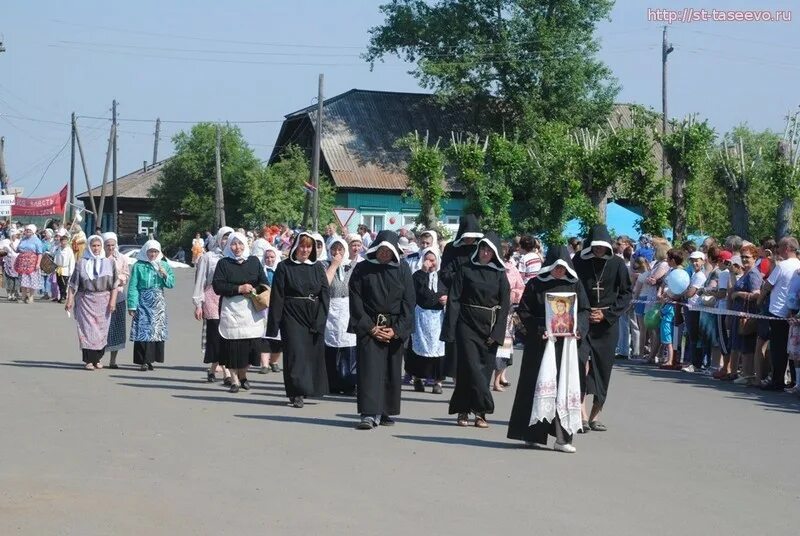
11, 185, 68, 216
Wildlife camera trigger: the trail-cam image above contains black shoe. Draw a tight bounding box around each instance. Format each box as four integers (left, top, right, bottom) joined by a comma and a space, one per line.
356, 417, 376, 430
222, 377, 232, 387
139, 364, 148, 371
499, 380, 511, 387
108, 364, 119, 370
589, 420, 607, 432
379, 415, 395, 426
291, 396, 304, 408
240, 379, 251, 391
413, 379, 425, 392
258, 366, 269, 374
270, 363, 282, 373
761, 383, 786, 391
206, 372, 216, 383
147, 363, 154, 371
229, 384, 240, 393
432, 384, 443, 395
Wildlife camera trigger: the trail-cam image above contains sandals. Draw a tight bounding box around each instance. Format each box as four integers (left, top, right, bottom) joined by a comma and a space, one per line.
456, 413, 469, 427
577, 420, 590, 434
589, 420, 608, 432
84, 363, 95, 370
474, 415, 489, 429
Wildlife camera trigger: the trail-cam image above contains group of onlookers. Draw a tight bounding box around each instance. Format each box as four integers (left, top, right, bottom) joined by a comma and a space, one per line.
615, 232, 800, 395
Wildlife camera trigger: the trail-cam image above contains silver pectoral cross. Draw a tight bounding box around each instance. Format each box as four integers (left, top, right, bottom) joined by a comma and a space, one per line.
592, 281, 604, 303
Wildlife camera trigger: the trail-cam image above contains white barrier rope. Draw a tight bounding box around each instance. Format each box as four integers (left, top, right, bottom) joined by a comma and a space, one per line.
631, 298, 790, 322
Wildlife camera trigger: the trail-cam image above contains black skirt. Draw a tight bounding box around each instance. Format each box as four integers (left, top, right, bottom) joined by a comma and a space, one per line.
404, 350, 444, 380
259, 338, 284, 354
325, 345, 357, 394
204, 319, 222, 364
82, 348, 104, 364
133, 341, 165, 365
220, 337, 261, 369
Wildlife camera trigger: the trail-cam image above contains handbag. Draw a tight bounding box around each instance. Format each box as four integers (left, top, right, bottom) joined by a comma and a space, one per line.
249, 284, 271, 312
738, 296, 757, 336
40, 253, 56, 275
700, 291, 718, 308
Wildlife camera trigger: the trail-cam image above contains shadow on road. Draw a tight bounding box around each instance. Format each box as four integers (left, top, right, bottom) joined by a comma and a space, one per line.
2, 359, 83, 370
618, 361, 800, 414
173, 394, 290, 407
235, 414, 354, 428
393, 434, 517, 449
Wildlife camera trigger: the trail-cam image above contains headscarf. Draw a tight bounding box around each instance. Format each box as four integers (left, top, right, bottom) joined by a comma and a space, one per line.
44, 229, 54, 239
537, 245, 579, 283
289, 231, 317, 265
262, 242, 282, 269
364, 230, 401, 265
311, 232, 328, 262
327, 237, 348, 280
213, 226, 234, 254
102, 232, 119, 258
83, 235, 106, 280
137, 240, 164, 272
453, 215, 483, 247
24, 224, 37, 234
417, 247, 441, 291
419, 230, 440, 253
580, 224, 614, 260
222, 232, 251, 263
470, 232, 505, 271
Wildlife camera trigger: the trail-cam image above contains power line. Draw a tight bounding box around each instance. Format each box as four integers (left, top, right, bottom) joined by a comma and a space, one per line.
25, 136, 71, 196
77, 114, 284, 124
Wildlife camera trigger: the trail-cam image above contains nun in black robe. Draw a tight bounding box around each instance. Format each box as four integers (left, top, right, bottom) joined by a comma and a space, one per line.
266, 232, 330, 408
507, 246, 590, 451
439, 214, 483, 378
348, 231, 415, 429
441, 232, 510, 427
571, 224, 632, 430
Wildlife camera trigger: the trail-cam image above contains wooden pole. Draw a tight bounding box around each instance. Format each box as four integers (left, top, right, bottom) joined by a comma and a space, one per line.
311, 73, 324, 232
215, 124, 226, 227
152, 118, 161, 166
72, 116, 98, 217
0, 136, 8, 193
112, 99, 118, 233
661, 26, 673, 180
96, 122, 116, 230
69, 112, 76, 221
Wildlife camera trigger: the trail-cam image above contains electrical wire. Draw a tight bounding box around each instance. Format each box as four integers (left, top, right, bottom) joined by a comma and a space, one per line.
25, 136, 71, 196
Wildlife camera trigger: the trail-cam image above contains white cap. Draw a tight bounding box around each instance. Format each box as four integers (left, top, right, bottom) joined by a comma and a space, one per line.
689, 251, 705, 260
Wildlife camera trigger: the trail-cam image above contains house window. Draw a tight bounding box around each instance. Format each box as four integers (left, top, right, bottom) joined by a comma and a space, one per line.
400, 214, 417, 228
137, 215, 158, 236
362, 214, 384, 232
443, 215, 460, 226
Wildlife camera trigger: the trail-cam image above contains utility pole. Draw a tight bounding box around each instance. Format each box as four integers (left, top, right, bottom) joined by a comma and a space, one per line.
0, 136, 8, 193
72, 116, 98, 217
662, 26, 674, 180
96, 121, 115, 230
152, 117, 161, 167
214, 124, 226, 227
112, 99, 118, 233
69, 113, 76, 220
311, 73, 324, 232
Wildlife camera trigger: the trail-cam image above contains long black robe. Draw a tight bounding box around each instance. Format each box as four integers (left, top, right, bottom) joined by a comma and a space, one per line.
348, 259, 415, 416
266, 261, 330, 398
507, 277, 590, 443
441, 262, 510, 415
571, 254, 632, 405
212, 256, 269, 369
440, 243, 478, 378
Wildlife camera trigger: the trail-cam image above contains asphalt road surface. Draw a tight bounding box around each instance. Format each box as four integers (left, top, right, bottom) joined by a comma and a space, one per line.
1, 269, 797, 535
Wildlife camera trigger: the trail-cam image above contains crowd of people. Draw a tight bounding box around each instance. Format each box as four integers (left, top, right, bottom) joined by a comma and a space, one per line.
5, 214, 799, 453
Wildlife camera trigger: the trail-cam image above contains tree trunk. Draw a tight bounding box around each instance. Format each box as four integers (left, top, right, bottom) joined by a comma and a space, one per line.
776, 197, 794, 239
726, 188, 750, 239
672, 165, 688, 243
589, 188, 608, 224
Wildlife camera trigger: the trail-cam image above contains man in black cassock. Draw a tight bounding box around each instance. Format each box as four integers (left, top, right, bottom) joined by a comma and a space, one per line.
572, 224, 632, 432
348, 230, 415, 430
439, 214, 483, 378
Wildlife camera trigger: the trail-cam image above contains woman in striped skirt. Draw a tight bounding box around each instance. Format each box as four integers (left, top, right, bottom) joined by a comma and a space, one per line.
102, 232, 129, 369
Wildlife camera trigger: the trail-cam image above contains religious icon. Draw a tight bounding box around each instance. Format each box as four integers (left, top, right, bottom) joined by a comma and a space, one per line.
545, 292, 577, 337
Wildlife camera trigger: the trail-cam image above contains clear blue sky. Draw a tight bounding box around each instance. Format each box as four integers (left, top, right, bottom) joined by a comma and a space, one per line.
2, 0, 798, 198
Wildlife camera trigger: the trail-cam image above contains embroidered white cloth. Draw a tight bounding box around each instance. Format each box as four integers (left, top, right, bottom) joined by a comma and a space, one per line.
530, 336, 583, 435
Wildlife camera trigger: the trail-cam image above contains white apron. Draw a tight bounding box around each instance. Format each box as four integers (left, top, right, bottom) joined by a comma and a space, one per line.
412, 305, 445, 357
325, 296, 356, 348
218, 295, 266, 340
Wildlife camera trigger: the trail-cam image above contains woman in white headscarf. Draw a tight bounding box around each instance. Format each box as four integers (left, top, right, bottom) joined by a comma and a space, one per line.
15, 224, 44, 303
407, 247, 448, 394
193, 226, 234, 383
323, 237, 358, 395
311, 232, 328, 262
128, 240, 175, 371
65, 235, 118, 370
102, 232, 130, 368
259, 242, 283, 374
212, 232, 268, 393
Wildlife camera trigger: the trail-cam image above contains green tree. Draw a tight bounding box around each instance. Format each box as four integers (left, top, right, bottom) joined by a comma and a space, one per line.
365, 0, 619, 130
395, 131, 447, 229
771, 110, 800, 238
661, 116, 716, 242
150, 123, 261, 250
247, 145, 336, 229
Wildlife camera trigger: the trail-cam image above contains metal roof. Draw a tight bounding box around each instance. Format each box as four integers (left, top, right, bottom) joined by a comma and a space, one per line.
77, 160, 168, 200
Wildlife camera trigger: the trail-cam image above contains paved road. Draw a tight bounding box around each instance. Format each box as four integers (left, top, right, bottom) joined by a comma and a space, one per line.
0, 269, 797, 535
